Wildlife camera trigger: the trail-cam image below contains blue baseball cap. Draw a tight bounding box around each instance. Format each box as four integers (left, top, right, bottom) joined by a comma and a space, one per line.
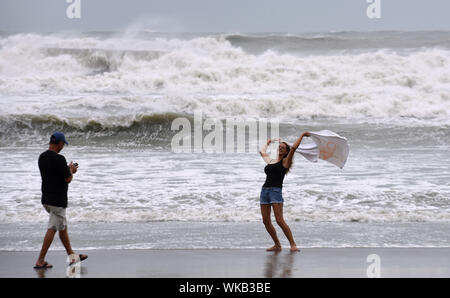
50, 131, 68, 145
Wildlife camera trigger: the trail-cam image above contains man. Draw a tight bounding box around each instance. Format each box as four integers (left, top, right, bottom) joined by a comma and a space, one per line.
34, 132, 88, 269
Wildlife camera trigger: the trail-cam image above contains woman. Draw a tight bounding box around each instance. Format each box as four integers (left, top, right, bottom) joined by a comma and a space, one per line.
259, 132, 310, 252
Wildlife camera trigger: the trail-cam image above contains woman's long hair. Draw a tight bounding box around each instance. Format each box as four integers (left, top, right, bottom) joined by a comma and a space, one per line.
281, 141, 292, 174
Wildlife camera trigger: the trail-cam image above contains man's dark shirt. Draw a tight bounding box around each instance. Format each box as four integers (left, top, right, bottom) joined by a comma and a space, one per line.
38, 150, 71, 208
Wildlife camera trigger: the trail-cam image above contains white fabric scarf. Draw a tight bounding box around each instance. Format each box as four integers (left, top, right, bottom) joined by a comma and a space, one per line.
295, 130, 349, 169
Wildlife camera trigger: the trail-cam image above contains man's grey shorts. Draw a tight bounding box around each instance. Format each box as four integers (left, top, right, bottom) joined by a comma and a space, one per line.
43, 204, 67, 231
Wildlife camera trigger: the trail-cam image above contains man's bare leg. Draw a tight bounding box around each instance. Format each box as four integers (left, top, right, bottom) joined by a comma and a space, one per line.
58, 227, 75, 256
36, 229, 56, 267
59, 227, 88, 264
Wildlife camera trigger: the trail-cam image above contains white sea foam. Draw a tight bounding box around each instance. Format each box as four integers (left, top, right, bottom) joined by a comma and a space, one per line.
1, 33, 450, 122
0, 148, 449, 224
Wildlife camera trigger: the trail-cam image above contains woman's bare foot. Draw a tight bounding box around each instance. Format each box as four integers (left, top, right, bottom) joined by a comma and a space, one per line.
266, 245, 282, 252
290, 245, 300, 252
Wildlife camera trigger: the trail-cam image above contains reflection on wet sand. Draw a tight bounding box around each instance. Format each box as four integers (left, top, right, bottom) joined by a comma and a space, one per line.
264, 251, 297, 278
34, 264, 87, 278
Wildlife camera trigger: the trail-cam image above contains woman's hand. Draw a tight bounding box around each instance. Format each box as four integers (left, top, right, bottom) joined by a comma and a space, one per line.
291, 132, 310, 150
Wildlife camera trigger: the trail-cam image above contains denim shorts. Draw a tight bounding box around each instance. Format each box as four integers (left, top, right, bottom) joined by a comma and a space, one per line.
260, 187, 284, 205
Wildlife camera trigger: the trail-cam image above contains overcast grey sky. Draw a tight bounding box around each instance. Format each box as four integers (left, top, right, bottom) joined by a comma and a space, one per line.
1, 0, 450, 33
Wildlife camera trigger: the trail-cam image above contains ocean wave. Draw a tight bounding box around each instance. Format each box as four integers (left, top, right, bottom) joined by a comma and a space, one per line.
1, 187, 449, 224
1, 200, 448, 224
0, 112, 184, 130
0, 113, 185, 145
223, 31, 450, 53
1, 112, 450, 147
42, 47, 164, 74
1, 33, 450, 121
223, 32, 347, 44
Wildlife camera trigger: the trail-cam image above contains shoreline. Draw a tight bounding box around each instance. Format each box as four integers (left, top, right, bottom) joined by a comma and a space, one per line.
2, 221, 449, 251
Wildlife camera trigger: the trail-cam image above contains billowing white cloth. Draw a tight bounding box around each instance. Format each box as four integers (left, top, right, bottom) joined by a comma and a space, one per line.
295, 130, 349, 169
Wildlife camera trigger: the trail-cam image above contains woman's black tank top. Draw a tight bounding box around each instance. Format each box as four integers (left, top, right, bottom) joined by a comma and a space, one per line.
263, 159, 287, 188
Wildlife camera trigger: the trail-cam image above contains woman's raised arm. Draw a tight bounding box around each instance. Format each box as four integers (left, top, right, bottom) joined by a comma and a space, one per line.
283, 132, 310, 169
259, 138, 280, 164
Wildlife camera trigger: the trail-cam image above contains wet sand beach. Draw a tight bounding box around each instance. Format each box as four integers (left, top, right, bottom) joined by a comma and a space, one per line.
1, 248, 449, 278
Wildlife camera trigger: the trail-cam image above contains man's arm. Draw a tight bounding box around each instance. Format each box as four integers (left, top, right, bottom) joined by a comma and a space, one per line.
64, 161, 78, 184
65, 171, 73, 184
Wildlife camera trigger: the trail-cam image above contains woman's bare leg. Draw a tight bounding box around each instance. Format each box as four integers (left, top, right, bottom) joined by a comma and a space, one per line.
272, 203, 299, 252
261, 204, 282, 251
